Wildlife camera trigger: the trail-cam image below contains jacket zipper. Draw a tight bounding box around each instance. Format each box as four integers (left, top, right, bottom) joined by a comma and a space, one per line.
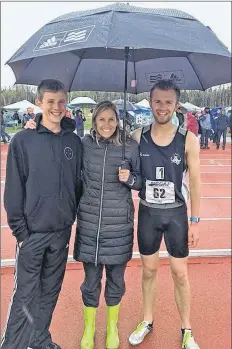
95, 144, 108, 267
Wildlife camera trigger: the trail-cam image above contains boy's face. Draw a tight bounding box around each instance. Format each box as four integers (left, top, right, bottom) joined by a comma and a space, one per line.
36, 91, 66, 125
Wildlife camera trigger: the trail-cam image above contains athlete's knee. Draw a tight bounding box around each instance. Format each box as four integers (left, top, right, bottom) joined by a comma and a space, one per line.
142, 264, 158, 280
171, 270, 189, 286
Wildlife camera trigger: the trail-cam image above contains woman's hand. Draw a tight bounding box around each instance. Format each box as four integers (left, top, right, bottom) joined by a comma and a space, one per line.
24, 119, 36, 129
118, 167, 130, 182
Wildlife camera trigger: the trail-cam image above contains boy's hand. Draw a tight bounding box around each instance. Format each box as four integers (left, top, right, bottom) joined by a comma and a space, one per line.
118, 167, 130, 182
24, 119, 36, 129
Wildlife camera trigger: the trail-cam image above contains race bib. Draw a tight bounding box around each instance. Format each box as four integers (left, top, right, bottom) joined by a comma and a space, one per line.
145, 180, 175, 204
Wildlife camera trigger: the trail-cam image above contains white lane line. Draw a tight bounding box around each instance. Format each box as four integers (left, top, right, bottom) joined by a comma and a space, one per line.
201, 196, 231, 199
1, 249, 231, 268
200, 165, 231, 167
201, 183, 231, 185
201, 172, 231, 174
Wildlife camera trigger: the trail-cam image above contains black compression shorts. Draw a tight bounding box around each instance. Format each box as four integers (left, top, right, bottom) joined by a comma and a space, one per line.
137, 202, 189, 258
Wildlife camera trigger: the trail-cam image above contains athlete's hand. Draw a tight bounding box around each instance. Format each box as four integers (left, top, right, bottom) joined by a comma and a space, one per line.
118, 167, 130, 182
188, 222, 199, 248
24, 119, 36, 129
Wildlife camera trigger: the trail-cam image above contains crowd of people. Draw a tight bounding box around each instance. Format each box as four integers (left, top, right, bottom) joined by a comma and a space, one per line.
186, 107, 231, 150
2, 78, 202, 349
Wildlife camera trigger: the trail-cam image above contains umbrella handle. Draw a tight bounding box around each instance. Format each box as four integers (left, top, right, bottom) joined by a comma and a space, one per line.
120, 159, 130, 170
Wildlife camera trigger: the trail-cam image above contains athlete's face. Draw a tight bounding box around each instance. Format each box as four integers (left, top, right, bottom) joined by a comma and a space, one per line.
150, 88, 179, 125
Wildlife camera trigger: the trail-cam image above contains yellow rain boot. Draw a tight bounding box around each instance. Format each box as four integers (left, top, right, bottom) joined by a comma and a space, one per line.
80, 306, 97, 349
106, 304, 120, 349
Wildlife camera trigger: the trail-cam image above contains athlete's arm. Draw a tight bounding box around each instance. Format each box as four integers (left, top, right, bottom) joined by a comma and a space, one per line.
185, 131, 201, 219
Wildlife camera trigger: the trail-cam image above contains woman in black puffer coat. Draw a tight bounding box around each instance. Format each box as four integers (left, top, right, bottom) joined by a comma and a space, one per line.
74, 101, 142, 349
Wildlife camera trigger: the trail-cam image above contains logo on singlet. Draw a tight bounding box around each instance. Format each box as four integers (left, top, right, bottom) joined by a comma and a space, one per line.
140, 152, 150, 157
170, 153, 181, 165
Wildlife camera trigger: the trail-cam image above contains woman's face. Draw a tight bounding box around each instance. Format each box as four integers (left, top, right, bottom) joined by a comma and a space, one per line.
95, 108, 118, 139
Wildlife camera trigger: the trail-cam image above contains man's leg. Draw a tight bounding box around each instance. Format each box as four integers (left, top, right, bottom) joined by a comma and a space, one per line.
1, 234, 45, 349
222, 129, 227, 149
216, 130, 222, 148
205, 129, 210, 148
200, 129, 205, 148
165, 204, 200, 348
1, 125, 7, 143
169, 256, 191, 328
129, 204, 162, 345
29, 227, 71, 349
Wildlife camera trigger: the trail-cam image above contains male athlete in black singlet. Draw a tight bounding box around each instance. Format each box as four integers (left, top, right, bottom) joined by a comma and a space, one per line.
129, 80, 201, 349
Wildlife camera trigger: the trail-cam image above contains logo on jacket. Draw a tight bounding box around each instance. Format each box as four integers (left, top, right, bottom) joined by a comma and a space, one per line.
170, 153, 181, 165
64, 147, 74, 160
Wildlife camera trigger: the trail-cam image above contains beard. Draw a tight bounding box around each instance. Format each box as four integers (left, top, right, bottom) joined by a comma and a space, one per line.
153, 113, 173, 125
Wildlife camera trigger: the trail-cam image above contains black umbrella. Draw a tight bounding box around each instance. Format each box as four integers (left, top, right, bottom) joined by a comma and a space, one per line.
6, 3, 231, 159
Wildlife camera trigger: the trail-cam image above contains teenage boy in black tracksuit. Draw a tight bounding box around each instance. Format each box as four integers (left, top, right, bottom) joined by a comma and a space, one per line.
2, 80, 82, 349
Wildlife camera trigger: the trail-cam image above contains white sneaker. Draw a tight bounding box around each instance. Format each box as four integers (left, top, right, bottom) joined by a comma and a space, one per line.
182, 330, 200, 349
129, 321, 153, 345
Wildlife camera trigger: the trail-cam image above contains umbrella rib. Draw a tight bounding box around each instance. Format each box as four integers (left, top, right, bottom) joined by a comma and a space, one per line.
68, 50, 86, 92
187, 56, 205, 91
132, 48, 138, 95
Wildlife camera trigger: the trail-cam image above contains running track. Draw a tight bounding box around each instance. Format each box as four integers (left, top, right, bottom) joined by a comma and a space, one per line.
1, 142, 231, 348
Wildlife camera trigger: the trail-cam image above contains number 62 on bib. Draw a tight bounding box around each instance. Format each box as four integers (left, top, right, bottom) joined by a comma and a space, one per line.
145, 180, 175, 204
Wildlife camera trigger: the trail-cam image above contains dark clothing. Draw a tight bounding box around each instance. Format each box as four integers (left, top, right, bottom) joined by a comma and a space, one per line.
75, 114, 85, 130
2, 115, 82, 349
216, 115, 229, 131
74, 134, 142, 266
217, 129, 227, 147
139, 125, 188, 208
200, 128, 211, 147
4, 115, 82, 243
22, 113, 35, 127
138, 203, 189, 258
1, 228, 71, 349
76, 129, 84, 138
81, 263, 127, 307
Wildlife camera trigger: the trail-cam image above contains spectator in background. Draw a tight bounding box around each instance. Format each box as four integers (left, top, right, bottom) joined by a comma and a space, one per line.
186, 111, 199, 136
65, 109, 71, 118
176, 107, 185, 126
22, 107, 35, 127
216, 109, 229, 150
199, 107, 212, 149
12, 110, 21, 125
74, 108, 86, 137
1, 109, 11, 143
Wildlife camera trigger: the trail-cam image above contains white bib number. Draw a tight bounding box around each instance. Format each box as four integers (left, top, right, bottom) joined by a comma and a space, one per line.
145, 180, 175, 204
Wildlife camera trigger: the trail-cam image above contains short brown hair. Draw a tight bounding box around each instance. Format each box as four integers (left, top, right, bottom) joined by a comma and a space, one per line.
37, 79, 67, 101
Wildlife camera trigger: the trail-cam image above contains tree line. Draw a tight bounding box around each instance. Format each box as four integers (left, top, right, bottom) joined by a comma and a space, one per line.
1, 83, 231, 108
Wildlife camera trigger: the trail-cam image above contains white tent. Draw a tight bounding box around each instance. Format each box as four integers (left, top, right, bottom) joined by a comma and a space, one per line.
3, 100, 42, 114
135, 99, 150, 108
180, 102, 201, 112
70, 97, 96, 105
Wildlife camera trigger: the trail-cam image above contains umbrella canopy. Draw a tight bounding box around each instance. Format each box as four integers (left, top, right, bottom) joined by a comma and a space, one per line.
3, 100, 42, 113
6, 3, 231, 92
112, 99, 136, 112
70, 96, 96, 105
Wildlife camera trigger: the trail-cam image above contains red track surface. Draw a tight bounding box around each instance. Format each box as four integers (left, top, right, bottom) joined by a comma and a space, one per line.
1, 142, 231, 348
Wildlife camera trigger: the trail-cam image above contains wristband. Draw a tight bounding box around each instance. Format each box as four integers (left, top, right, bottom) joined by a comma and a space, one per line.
190, 217, 200, 223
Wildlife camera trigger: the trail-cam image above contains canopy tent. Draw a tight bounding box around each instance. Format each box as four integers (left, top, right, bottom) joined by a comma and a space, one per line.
70, 97, 96, 105
3, 100, 42, 114
135, 99, 150, 109
180, 102, 201, 112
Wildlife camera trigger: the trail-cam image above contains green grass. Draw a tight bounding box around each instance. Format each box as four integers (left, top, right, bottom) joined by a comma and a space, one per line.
84, 117, 92, 131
